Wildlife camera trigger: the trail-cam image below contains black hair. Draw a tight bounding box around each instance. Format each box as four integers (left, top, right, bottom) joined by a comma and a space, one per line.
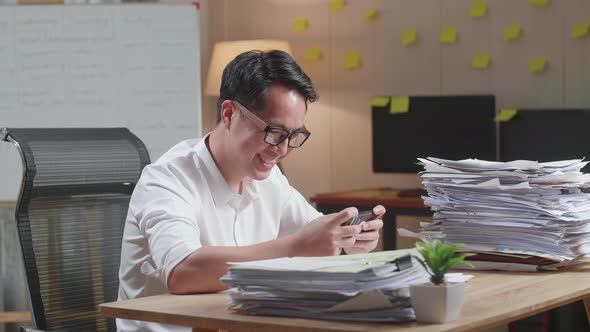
216, 50, 317, 121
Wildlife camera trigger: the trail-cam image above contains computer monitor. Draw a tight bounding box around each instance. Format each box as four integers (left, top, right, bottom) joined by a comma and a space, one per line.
372, 95, 496, 173
500, 109, 590, 172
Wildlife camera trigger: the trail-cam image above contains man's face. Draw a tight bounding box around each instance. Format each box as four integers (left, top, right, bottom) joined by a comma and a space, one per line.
229, 85, 307, 181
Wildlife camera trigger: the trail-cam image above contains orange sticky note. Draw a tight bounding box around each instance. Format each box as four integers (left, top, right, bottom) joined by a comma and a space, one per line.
470, 1, 488, 18
343, 51, 361, 70
292, 17, 308, 32
504, 25, 522, 41
440, 26, 458, 44
402, 28, 417, 46
390, 96, 409, 114
529, 57, 547, 73
472, 53, 491, 70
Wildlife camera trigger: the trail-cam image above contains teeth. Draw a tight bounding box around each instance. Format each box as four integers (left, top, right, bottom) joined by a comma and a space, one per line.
260, 156, 276, 165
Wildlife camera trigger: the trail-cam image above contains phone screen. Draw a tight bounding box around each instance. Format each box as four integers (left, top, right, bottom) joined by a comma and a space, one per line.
342, 210, 375, 226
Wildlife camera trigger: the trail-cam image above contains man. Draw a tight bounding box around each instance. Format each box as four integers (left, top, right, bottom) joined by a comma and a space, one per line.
117, 50, 384, 331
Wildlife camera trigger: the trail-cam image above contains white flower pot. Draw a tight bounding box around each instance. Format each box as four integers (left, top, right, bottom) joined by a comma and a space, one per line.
409, 282, 465, 323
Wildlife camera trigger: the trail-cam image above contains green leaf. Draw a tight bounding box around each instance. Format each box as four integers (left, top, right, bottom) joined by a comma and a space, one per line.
413, 239, 475, 283
413, 255, 434, 278
439, 245, 456, 262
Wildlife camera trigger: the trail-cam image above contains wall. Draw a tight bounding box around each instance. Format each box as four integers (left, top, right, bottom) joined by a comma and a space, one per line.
209, 0, 590, 200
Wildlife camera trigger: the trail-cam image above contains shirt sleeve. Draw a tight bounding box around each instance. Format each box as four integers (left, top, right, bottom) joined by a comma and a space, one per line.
130, 162, 202, 287
275, 168, 322, 237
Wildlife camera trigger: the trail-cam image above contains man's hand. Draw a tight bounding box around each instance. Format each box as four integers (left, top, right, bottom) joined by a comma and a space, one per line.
344, 205, 385, 255
289, 207, 362, 256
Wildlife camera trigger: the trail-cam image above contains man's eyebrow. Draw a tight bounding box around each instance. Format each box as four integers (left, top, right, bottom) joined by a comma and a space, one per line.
266, 121, 308, 132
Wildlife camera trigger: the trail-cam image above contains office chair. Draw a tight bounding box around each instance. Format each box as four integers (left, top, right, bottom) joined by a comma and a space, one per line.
0, 128, 151, 332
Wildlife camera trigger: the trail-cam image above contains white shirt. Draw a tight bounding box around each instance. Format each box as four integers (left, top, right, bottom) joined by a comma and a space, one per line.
117, 135, 321, 332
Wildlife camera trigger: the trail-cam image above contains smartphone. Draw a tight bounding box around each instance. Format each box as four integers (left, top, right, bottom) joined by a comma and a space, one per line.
342, 210, 376, 227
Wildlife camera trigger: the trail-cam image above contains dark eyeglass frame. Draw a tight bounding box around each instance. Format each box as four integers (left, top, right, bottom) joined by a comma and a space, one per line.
232, 100, 311, 148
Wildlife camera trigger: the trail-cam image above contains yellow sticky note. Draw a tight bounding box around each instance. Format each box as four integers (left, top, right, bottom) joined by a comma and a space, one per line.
572, 22, 590, 39
292, 17, 308, 32
440, 26, 458, 44
362, 8, 379, 22
495, 109, 518, 122
529, 0, 550, 7
529, 57, 547, 73
472, 53, 491, 70
390, 96, 409, 114
370, 97, 390, 107
470, 1, 488, 18
330, 0, 346, 13
343, 51, 361, 70
304, 48, 322, 61
504, 25, 521, 41
402, 28, 417, 46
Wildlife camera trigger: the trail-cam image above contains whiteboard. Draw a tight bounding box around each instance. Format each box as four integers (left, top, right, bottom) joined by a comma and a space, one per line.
0, 5, 201, 200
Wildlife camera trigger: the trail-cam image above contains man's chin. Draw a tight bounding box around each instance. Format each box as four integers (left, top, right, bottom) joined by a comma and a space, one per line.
251, 168, 273, 181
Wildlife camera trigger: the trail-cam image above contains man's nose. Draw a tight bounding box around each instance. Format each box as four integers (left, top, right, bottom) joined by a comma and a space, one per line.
275, 137, 290, 156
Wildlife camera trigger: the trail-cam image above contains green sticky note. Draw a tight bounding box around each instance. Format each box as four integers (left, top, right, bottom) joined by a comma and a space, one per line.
304, 47, 322, 61
362, 8, 379, 22
572, 22, 590, 39
495, 109, 518, 122
402, 28, 417, 46
529, 57, 547, 73
292, 17, 309, 32
440, 26, 458, 44
343, 51, 361, 70
390, 96, 409, 114
370, 97, 390, 107
529, 0, 550, 7
470, 1, 488, 18
472, 53, 491, 70
504, 25, 522, 41
329, 0, 346, 13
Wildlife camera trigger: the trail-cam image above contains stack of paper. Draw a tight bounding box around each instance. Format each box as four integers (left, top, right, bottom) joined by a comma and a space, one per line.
220, 250, 430, 322
412, 157, 590, 271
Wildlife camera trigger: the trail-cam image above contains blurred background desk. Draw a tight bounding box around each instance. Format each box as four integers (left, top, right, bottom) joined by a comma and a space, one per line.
310, 188, 432, 250
0, 202, 30, 332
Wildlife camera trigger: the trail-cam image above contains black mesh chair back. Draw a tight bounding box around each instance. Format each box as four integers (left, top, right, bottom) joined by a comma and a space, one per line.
0, 128, 151, 332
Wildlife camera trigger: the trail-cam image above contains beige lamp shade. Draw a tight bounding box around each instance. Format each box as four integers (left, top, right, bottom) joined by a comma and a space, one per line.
205, 40, 292, 96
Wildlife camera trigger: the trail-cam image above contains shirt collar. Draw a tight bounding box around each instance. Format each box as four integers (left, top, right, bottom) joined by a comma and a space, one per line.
194, 133, 259, 208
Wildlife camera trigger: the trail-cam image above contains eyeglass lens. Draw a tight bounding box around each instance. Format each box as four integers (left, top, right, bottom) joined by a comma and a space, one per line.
265, 128, 308, 147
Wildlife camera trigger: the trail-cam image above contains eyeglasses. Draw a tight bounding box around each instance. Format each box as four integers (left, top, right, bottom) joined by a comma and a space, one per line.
233, 101, 311, 148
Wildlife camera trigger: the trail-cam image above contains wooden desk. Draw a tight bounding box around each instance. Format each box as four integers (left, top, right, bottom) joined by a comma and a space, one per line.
0, 201, 16, 209
0, 311, 30, 323
310, 188, 431, 250
100, 262, 590, 332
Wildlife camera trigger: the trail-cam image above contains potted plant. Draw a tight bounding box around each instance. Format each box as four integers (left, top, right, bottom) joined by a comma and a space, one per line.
410, 238, 474, 323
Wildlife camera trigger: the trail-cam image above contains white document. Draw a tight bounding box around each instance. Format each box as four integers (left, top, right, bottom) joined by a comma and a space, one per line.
228, 257, 358, 271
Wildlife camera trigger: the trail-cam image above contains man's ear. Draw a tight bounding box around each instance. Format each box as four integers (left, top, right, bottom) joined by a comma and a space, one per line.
220, 100, 236, 130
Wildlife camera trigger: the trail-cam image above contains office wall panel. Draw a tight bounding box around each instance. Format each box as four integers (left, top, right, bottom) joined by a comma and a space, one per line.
441, 0, 492, 94
564, 0, 590, 108
372, 0, 442, 96
490, 0, 564, 109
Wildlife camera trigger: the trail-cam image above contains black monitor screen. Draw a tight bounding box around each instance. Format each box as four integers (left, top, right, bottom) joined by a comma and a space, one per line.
372, 95, 496, 173
500, 109, 590, 171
